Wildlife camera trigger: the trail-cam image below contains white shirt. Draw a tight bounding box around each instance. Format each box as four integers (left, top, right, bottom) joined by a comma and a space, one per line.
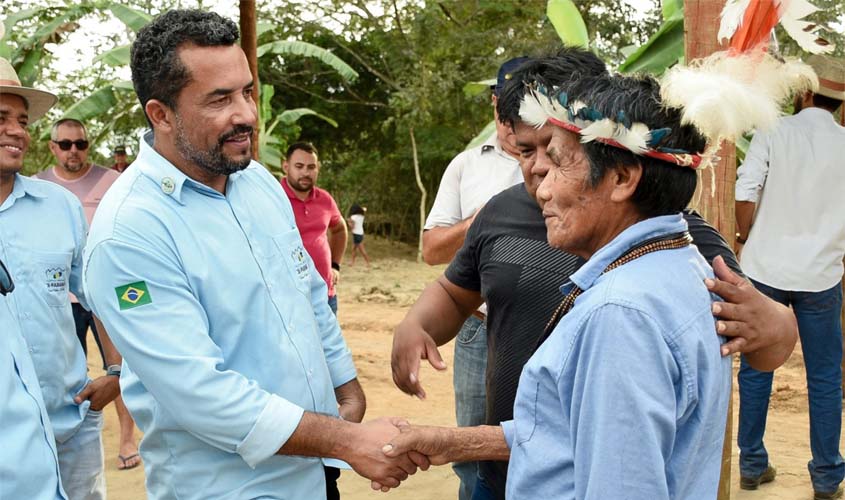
736, 107, 845, 291
424, 133, 522, 230
350, 214, 365, 235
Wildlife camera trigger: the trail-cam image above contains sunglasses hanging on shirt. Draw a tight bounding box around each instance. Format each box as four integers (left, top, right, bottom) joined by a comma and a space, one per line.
0, 258, 14, 296
52, 139, 89, 151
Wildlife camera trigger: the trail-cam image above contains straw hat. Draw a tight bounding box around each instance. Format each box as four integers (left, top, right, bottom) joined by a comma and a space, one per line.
0, 57, 57, 120
807, 55, 845, 101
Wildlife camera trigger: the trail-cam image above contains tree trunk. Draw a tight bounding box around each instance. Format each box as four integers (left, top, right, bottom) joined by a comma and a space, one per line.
410, 127, 426, 263
684, 1, 737, 499
239, 0, 260, 160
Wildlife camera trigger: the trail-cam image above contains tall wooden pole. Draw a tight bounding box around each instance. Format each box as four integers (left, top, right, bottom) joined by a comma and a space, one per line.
684, 1, 737, 499
239, 0, 260, 160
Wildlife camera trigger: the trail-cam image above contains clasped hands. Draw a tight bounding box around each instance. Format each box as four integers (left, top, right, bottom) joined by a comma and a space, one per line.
350, 417, 451, 492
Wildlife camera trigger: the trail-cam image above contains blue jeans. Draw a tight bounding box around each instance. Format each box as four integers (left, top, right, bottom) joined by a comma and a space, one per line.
328, 295, 338, 315
471, 473, 496, 500
738, 280, 844, 493
453, 315, 488, 500
57, 408, 106, 500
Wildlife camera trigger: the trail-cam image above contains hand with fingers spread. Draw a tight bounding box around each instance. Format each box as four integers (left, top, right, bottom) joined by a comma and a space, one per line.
705, 255, 798, 371
391, 322, 447, 399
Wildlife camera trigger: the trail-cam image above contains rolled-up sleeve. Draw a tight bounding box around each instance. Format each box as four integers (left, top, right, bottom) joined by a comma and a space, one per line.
735, 130, 771, 203
501, 420, 516, 449
84, 238, 304, 467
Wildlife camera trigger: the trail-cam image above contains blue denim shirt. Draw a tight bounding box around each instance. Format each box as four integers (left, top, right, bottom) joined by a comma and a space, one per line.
83, 134, 357, 499
503, 214, 731, 499
0, 175, 91, 443
0, 298, 66, 499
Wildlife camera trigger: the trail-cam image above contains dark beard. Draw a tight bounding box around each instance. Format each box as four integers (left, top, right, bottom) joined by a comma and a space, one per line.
174, 117, 253, 176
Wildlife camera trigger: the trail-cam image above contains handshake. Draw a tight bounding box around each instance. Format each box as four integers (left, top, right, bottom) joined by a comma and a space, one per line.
342, 417, 455, 492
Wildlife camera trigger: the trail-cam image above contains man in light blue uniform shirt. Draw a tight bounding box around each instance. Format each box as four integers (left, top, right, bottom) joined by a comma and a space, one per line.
83, 10, 421, 499
382, 72, 734, 498
0, 57, 120, 500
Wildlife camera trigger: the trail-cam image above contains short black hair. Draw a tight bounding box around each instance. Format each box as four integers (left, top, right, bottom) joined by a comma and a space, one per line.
813, 93, 843, 113
496, 47, 608, 128
566, 73, 706, 218
349, 203, 365, 216
130, 9, 239, 126
286, 141, 318, 160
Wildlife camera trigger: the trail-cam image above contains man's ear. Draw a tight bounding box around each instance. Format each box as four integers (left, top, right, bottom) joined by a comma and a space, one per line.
281, 161, 289, 175
145, 99, 174, 134
609, 162, 643, 203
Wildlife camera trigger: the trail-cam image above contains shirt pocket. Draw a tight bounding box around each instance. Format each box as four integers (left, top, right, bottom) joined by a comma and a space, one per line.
514, 380, 540, 446
272, 229, 311, 295
30, 250, 72, 308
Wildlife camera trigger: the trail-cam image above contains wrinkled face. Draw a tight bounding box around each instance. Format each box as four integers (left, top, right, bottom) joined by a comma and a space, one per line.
284, 149, 319, 193
172, 44, 257, 176
513, 120, 554, 199
0, 94, 30, 176
49, 122, 88, 173
535, 127, 615, 258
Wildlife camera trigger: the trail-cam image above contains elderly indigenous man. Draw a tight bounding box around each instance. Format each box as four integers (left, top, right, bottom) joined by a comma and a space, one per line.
0, 58, 68, 500
37, 118, 141, 472
386, 71, 744, 499
82, 10, 423, 500
422, 56, 527, 500
735, 54, 845, 500
391, 50, 798, 500
0, 58, 121, 500
281, 141, 347, 315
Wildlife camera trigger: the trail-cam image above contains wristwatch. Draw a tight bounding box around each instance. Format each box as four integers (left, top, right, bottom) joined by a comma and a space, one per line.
106, 364, 122, 377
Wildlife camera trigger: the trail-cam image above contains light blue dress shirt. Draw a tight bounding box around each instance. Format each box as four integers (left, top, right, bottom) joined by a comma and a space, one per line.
0, 296, 66, 500
0, 175, 91, 443
83, 133, 358, 499
503, 214, 731, 500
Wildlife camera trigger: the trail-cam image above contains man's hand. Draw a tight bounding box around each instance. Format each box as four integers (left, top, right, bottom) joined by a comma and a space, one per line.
74, 375, 120, 411
391, 322, 447, 399
336, 378, 366, 423
383, 424, 453, 466
706, 256, 798, 371
344, 417, 429, 492
331, 268, 340, 288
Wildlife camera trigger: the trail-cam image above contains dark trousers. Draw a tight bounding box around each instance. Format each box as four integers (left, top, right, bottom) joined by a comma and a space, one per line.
325, 466, 340, 500
72, 303, 106, 370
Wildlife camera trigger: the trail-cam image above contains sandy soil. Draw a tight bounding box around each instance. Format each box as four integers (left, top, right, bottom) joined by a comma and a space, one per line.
88, 238, 842, 499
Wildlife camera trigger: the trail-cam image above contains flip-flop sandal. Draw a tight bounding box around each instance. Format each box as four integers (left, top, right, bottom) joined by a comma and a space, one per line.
118, 453, 142, 470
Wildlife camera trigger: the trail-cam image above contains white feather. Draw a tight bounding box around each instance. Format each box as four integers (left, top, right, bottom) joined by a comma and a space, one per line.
781, 0, 835, 54
719, 0, 752, 43
519, 92, 550, 129
615, 122, 651, 155
579, 119, 616, 144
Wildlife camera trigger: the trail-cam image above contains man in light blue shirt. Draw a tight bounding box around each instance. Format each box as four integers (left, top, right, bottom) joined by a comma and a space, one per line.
0, 57, 121, 500
83, 10, 420, 499
382, 71, 734, 498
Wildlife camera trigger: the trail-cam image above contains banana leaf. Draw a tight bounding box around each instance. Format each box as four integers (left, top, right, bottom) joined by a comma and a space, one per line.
258, 40, 358, 82
546, 0, 589, 48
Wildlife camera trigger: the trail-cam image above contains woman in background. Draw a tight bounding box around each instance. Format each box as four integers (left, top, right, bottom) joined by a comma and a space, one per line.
348, 204, 371, 267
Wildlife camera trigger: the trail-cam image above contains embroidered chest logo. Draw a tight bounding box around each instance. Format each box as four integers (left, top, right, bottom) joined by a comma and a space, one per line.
115, 281, 153, 310
45, 267, 67, 294
290, 245, 309, 282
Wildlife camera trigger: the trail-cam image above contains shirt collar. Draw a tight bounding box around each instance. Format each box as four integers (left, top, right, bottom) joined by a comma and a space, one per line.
797, 106, 838, 124
135, 130, 226, 204
0, 174, 48, 212
480, 132, 499, 154
565, 213, 687, 293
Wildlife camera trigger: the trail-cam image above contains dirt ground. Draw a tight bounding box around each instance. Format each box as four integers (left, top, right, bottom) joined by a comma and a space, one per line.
89, 238, 842, 499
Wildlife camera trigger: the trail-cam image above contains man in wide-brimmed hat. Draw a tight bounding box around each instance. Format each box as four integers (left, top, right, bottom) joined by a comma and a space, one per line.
1, 56, 121, 500
735, 54, 845, 500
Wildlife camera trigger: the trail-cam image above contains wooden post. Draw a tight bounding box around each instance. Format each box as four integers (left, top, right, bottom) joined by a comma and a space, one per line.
239, 0, 260, 160
683, 1, 737, 499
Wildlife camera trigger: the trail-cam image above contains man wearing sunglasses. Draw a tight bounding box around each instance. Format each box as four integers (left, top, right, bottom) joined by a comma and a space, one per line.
37, 119, 142, 472
1, 57, 119, 499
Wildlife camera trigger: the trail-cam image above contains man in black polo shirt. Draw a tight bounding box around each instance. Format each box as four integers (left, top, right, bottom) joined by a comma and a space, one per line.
391, 49, 799, 499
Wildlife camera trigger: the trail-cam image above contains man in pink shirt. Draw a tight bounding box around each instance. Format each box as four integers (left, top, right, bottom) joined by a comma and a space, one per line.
281, 142, 347, 315
36, 118, 142, 472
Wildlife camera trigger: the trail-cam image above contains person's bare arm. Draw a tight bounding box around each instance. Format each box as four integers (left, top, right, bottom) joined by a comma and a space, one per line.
707, 256, 798, 371
384, 424, 510, 465
278, 413, 426, 488
329, 219, 348, 265
735, 202, 755, 254
74, 316, 121, 410
421, 212, 478, 265
391, 275, 483, 399
336, 378, 366, 423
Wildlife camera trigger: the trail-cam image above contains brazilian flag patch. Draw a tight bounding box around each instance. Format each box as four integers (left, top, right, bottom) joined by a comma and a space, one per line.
115, 281, 152, 310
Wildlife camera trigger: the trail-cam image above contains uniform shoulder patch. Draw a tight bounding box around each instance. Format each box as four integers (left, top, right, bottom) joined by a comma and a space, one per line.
115, 281, 152, 310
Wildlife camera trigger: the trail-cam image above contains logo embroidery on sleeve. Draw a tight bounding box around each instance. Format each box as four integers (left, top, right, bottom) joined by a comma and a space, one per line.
115, 281, 152, 310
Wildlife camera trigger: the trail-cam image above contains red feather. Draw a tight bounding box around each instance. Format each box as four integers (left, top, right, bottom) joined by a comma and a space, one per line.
729, 0, 783, 53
